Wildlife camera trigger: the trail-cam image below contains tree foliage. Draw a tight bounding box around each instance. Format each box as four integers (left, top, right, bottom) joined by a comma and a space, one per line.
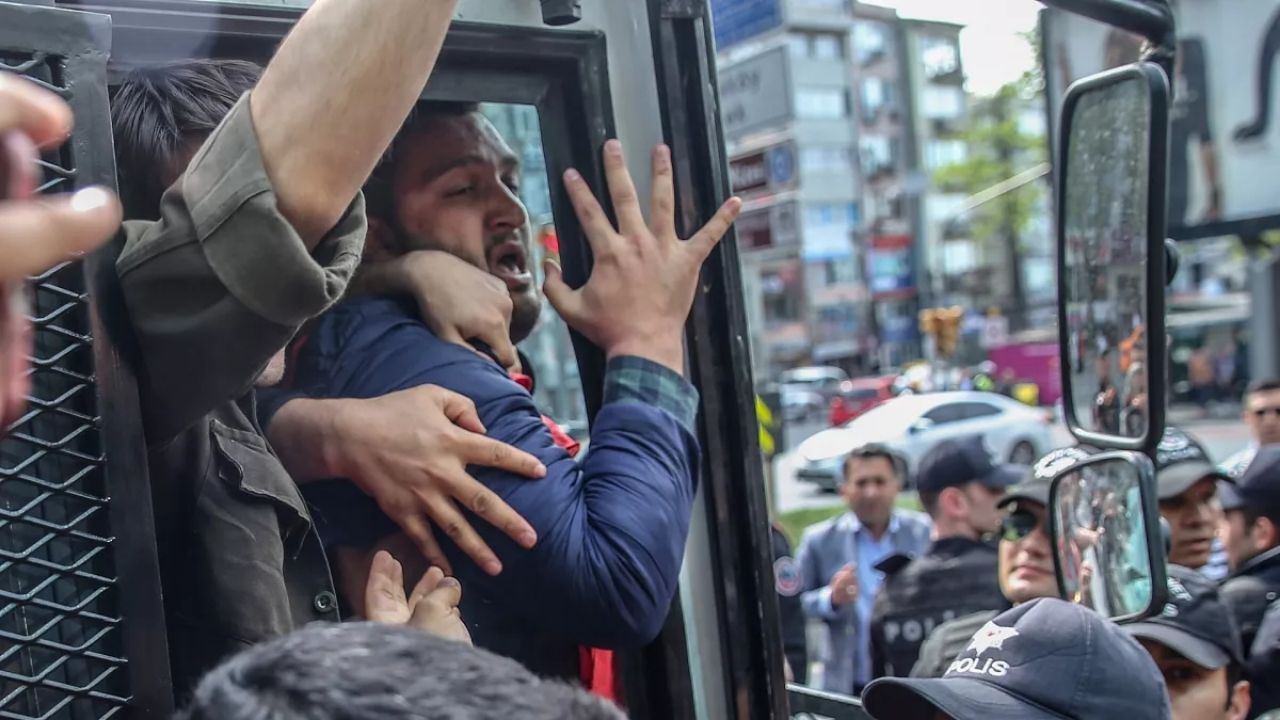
933, 76, 1047, 250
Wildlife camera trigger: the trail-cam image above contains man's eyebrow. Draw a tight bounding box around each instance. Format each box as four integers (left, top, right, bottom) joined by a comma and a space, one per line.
422, 153, 521, 183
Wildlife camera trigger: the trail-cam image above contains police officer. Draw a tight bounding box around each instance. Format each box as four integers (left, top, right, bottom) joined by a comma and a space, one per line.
1249, 600, 1280, 718
1220, 446, 1280, 654
1126, 565, 1252, 720
1153, 427, 1233, 573
862, 598, 1172, 720
910, 447, 1092, 677
770, 522, 807, 684
870, 436, 1023, 677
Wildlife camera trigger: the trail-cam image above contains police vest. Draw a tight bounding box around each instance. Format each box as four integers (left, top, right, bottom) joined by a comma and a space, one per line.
871, 538, 1006, 678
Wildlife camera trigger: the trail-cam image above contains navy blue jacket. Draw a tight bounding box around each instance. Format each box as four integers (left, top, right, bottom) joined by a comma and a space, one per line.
291, 297, 700, 658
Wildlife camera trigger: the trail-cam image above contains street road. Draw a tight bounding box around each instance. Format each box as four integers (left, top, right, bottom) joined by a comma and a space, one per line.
772, 410, 1252, 515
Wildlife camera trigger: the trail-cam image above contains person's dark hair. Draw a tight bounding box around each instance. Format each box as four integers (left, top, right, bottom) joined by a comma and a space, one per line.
842, 443, 901, 478
1242, 505, 1280, 540
364, 100, 483, 226
112, 60, 262, 220
178, 622, 625, 720
919, 489, 941, 517
1225, 662, 1245, 707
1247, 378, 1280, 397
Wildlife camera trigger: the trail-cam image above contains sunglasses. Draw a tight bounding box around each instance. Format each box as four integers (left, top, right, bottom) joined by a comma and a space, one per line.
1253, 407, 1280, 418
1000, 509, 1045, 543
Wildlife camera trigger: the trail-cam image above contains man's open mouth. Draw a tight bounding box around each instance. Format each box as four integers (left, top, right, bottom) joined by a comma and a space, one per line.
487, 239, 533, 290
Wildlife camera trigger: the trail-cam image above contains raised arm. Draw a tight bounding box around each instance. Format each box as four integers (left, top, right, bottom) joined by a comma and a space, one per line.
250, 0, 459, 245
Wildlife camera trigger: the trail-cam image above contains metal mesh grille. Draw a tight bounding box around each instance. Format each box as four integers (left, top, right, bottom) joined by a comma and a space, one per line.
0, 53, 129, 720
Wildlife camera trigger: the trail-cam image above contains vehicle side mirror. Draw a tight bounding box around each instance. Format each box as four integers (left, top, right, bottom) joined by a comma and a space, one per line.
909, 418, 933, 435
1047, 451, 1167, 623
1057, 62, 1169, 453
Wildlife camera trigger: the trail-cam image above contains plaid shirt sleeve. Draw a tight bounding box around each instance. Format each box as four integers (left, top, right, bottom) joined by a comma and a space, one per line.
602, 356, 699, 431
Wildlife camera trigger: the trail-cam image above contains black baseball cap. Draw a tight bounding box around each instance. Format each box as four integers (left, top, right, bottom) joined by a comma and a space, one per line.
1125, 564, 1244, 669
862, 598, 1171, 720
917, 435, 1025, 494
998, 446, 1093, 509
1155, 428, 1230, 501
1219, 445, 1280, 517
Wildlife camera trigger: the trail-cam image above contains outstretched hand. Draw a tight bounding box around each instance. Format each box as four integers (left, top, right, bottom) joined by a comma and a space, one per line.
543, 140, 740, 372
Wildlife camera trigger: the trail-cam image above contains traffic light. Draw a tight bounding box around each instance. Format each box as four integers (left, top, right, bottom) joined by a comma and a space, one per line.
935, 306, 964, 356
919, 308, 939, 336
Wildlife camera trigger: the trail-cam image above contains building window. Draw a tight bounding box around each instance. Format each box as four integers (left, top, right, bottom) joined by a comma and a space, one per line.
796, 88, 848, 119
789, 32, 845, 61
921, 36, 960, 79
922, 85, 964, 121
801, 146, 851, 175
788, 34, 810, 60
812, 33, 844, 60
796, 0, 848, 10
761, 266, 804, 325
859, 135, 893, 176
854, 21, 889, 66
925, 138, 966, 170
803, 203, 859, 231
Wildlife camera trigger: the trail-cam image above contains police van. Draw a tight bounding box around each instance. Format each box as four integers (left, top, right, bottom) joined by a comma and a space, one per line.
0, 0, 1185, 717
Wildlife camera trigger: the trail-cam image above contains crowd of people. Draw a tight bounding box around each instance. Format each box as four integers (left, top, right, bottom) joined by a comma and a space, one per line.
1, 1, 1279, 719
778, 378, 1280, 719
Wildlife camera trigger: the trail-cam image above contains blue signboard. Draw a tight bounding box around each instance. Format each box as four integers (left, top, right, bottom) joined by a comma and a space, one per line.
711, 0, 784, 51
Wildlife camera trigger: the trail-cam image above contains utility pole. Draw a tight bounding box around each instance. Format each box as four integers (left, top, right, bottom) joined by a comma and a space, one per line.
1248, 243, 1280, 381
992, 92, 1028, 332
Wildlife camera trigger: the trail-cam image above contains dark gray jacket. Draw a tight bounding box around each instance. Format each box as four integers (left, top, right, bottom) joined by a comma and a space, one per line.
117, 95, 364, 698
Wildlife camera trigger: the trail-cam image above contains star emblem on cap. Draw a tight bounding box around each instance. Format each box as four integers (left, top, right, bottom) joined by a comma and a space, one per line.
967, 621, 1020, 657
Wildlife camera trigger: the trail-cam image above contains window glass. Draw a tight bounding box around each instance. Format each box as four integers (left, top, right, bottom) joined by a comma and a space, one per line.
924, 404, 962, 424
956, 402, 1001, 420
788, 34, 810, 59
811, 33, 843, 60
860, 78, 885, 122
801, 147, 850, 175
921, 35, 960, 79
796, 88, 848, 119
922, 85, 964, 121
854, 21, 888, 65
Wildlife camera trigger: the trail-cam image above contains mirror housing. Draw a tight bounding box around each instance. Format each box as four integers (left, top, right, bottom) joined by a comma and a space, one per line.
1056, 62, 1169, 453
1046, 451, 1167, 623
909, 418, 933, 435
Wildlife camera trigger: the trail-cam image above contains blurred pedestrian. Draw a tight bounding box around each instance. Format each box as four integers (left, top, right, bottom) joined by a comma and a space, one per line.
871, 436, 1021, 677
1219, 447, 1280, 656
771, 522, 808, 684
796, 444, 931, 695
1223, 380, 1280, 475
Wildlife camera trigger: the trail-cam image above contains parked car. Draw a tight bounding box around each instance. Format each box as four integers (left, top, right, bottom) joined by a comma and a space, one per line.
828, 375, 896, 426
777, 366, 849, 398
780, 385, 826, 423
795, 392, 1054, 492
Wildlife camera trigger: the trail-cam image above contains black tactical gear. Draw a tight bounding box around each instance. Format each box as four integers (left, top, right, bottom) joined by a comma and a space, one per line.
870, 537, 1007, 678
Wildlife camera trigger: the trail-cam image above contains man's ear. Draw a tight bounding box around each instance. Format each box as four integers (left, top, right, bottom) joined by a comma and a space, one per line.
939, 486, 966, 519
1227, 679, 1251, 720
1255, 516, 1278, 550
364, 217, 399, 264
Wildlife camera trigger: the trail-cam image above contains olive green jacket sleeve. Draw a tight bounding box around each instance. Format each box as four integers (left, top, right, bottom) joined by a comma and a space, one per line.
117, 93, 366, 443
